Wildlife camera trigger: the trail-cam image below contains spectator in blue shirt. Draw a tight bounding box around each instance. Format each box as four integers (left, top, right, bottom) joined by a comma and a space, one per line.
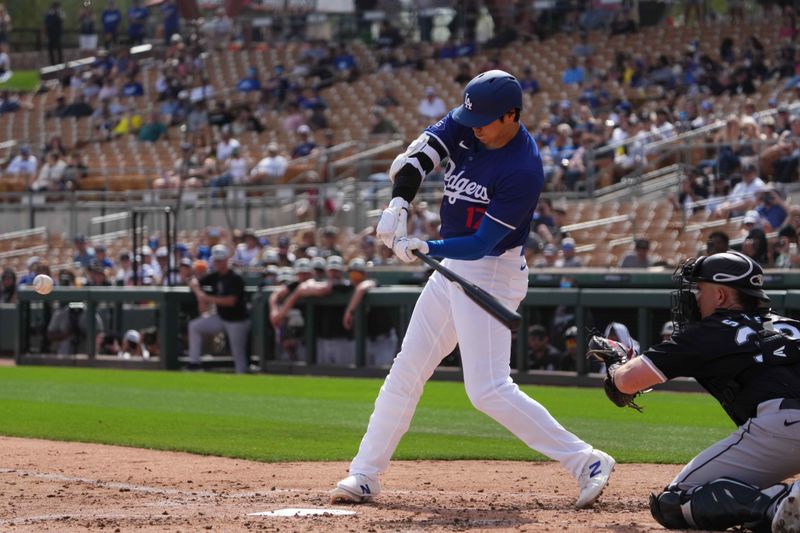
333, 44, 358, 81
756, 185, 788, 231
562, 56, 585, 85
159, 97, 182, 125
0, 91, 20, 114
121, 75, 144, 97
127, 0, 148, 45
94, 244, 115, 269
101, 0, 122, 46
572, 32, 593, 58
236, 67, 261, 93
17, 257, 41, 287
534, 120, 555, 150
551, 124, 577, 167
291, 125, 317, 158
93, 49, 115, 74
161, 0, 179, 45
579, 78, 609, 110
334, 44, 355, 71
113, 48, 137, 78
437, 39, 457, 59
73, 235, 96, 268
455, 42, 476, 57
519, 66, 539, 94
297, 87, 326, 111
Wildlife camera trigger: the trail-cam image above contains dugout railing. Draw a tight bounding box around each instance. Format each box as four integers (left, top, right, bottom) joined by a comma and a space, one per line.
11, 284, 800, 390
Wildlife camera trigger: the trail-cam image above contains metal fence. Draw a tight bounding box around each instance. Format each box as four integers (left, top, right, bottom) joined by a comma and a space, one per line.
0, 178, 446, 236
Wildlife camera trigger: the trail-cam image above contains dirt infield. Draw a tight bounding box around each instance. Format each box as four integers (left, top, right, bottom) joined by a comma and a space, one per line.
0, 437, 685, 532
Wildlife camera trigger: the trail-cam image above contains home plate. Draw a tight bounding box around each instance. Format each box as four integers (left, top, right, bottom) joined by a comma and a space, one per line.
248, 508, 356, 517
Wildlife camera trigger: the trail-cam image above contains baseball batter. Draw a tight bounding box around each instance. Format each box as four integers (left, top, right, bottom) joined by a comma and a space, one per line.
590, 251, 800, 532
331, 70, 614, 509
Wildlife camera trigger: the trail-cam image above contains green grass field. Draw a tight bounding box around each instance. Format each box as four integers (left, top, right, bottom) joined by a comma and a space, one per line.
0, 70, 41, 93
0, 367, 732, 464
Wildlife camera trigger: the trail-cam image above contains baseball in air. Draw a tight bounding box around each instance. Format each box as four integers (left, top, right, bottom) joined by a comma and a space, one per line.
33, 274, 54, 295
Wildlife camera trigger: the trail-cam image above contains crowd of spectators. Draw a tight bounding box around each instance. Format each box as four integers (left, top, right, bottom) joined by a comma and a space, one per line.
0, 1, 794, 200
525, 8, 800, 194
0, 1, 383, 193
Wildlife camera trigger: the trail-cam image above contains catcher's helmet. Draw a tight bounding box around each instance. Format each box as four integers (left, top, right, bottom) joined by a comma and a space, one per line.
671, 251, 769, 331
452, 70, 522, 128
677, 251, 769, 302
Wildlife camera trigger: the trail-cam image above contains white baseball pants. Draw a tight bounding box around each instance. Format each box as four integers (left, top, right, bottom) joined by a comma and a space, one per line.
349, 247, 594, 480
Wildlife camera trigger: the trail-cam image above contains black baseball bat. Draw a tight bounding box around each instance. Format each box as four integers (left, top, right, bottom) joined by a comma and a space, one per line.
413, 250, 522, 330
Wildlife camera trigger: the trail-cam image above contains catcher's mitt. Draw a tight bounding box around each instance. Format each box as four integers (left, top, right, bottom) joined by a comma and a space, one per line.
587, 335, 644, 412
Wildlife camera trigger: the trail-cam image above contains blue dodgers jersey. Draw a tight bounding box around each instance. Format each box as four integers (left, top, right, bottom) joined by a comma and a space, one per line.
425, 111, 544, 256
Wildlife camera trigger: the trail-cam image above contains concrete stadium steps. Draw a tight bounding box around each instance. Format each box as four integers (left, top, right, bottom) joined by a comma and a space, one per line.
556, 171, 725, 268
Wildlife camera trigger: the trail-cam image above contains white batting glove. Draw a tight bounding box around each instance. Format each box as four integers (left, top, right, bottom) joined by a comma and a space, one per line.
376, 197, 409, 248
393, 237, 429, 263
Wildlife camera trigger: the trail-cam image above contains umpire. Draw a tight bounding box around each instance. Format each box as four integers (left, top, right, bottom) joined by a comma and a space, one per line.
188, 244, 251, 373
595, 251, 800, 532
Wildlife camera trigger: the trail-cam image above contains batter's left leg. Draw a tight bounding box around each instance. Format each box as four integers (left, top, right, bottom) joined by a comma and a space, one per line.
332, 273, 458, 503
348, 271, 459, 477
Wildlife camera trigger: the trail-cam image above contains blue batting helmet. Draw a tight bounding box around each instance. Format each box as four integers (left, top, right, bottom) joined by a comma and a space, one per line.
452, 70, 523, 128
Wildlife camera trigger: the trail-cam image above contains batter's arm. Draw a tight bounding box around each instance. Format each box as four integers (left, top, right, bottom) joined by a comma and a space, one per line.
426, 216, 511, 260
390, 132, 449, 202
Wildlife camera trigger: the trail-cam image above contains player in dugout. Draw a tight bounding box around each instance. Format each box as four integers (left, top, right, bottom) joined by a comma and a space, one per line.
589, 251, 800, 532
268, 258, 314, 361
187, 244, 250, 373
331, 70, 614, 508
341, 257, 398, 367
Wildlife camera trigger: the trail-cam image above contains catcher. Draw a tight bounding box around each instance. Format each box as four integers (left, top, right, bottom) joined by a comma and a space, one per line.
589, 251, 800, 532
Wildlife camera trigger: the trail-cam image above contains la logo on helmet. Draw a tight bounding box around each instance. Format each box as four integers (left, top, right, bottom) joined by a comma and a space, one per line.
464, 94, 472, 110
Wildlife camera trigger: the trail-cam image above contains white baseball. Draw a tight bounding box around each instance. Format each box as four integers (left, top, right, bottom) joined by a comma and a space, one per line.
33, 274, 54, 295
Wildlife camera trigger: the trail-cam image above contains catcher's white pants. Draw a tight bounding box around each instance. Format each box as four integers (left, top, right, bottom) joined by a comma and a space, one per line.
349, 248, 593, 480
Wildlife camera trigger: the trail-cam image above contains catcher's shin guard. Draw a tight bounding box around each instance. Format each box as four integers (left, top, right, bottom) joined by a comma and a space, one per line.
650, 490, 690, 529
650, 478, 788, 531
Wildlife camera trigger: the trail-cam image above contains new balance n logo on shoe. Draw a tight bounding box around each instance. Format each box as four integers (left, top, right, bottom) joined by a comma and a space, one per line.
588, 460, 602, 478
360, 484, 371, 495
